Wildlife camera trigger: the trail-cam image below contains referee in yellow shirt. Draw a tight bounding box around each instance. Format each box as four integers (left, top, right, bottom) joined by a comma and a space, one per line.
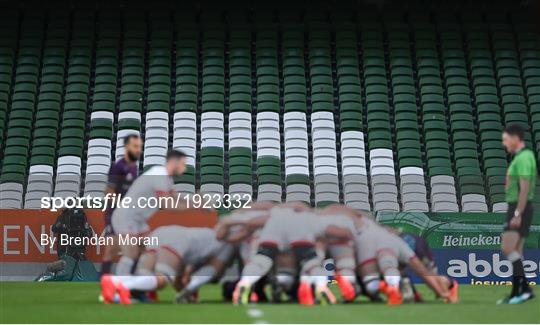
498, 125, 537, 304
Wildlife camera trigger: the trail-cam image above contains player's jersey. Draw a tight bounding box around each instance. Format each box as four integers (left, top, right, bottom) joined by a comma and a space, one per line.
355, 215, 380, 233
354, 219, 416, 265
104, 158, 138, 224
399, 232, 435, 269
108, 158, 139, 196
316, 214, 357, 234
227, 209, 270, 262
226, 209, 269, 224
258, 208, 355, 249
148, 226, 223, 266
114, 165, 174, 224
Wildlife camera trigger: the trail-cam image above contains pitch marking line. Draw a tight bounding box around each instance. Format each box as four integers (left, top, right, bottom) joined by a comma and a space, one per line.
247, 307, 269, 324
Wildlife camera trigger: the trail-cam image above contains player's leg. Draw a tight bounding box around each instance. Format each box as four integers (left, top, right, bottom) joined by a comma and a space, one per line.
292, 243, 335, 305
101, 226, 119, 275
115, 246, 183, 304
508, 202, 535, 304
505, 236, 534, 304
101, 250, 157, 304
112, 215, 147, 276
115, 241, 141, 275
330, 244, 358, 302
500, 230, 524, 301
407, 256, 449, 300
355, 232, 383, 301
357, 261, 382, 301
272, 252, 297, 302
376, 250, 403, 305
233, 243, 278, 305
176, 244, 236, 303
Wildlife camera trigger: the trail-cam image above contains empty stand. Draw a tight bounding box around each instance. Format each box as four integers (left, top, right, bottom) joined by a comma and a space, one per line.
0, 2, 537, 212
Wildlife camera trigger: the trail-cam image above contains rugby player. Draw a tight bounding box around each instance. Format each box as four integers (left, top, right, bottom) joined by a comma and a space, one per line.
325, 205, 452, 304
101, 226, 234, 304
232, 204, 356, 305
111, 150, 188, 276
315, 205, 360, 302
498, 124, 537, 304
397, 231, 458, 303
101, 134, 141, 276
175, 207, 272, 303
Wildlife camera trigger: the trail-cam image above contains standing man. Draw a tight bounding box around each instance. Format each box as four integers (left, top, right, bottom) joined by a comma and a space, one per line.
499, 124, 537, 304
101, 134, 142, 275
111, 150, 188, 276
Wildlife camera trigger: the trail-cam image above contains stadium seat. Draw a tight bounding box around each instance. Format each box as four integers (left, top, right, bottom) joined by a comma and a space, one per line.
0, 11, 44, 208
228, 27, 253, 197
0, 4, 537, 213
360, 17, 400, 212
256, 26, 282, 202
23, 10, 68, 208
385, 16, 429, 212
83, 10, 120, 197
54, 11, 94, 199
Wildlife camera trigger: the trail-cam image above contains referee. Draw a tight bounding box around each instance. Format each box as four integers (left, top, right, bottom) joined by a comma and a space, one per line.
498, 125, 536, 304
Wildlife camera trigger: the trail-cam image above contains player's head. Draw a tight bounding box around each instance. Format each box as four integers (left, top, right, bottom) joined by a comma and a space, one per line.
165, 150, 187, 175
123, 134, 142, 162
502, 124, 526, 153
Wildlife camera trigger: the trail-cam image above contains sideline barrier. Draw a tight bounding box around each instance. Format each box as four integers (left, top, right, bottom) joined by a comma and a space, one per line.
0, 209, 218, 263
377, 212, 540, 284
1, 209, 539, 284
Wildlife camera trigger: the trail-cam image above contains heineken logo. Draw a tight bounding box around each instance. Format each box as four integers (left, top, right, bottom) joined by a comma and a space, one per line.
442, 234, 501, 247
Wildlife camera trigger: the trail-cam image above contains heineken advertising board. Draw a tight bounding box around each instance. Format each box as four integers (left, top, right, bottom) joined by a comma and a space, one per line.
377, 212, 540, 285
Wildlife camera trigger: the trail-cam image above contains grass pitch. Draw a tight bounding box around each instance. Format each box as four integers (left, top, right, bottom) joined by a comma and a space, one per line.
0, 282, 538, 323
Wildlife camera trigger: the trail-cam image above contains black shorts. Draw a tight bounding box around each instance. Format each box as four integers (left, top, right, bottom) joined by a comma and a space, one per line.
504, 202, 534, 237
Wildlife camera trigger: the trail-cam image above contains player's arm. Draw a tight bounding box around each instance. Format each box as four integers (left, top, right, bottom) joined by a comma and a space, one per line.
218, 214, 269, 229
408, 256, 449, 299
511, 178, 530, 228
324, 225, 354, 241
175, 245, 235, 299
215, 213, 268, 241
222, 226, 252, 243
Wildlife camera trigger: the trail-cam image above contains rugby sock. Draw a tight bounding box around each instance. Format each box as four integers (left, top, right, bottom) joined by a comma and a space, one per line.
253, 277, 269, 302
239, 254, 273, 286
116, 256, 135, 275
383, 269, 401, 288
123, 276, 158, 291
508, 251, 524, 297
363, 276, 380, 296
185, 265, 217, 292
512, 259, 530, 294
275, 272, 295, 292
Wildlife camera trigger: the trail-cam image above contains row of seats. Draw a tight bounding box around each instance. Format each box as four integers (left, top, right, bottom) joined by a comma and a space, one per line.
0, 4, 538, 211
84, 11, 120, 197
